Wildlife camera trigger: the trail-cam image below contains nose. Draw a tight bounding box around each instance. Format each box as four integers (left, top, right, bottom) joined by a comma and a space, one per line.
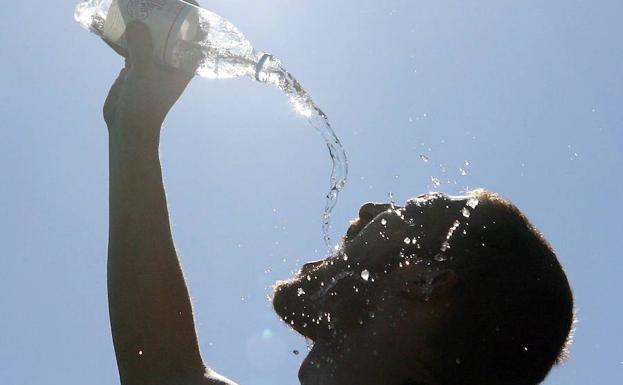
358, 202, 392, 221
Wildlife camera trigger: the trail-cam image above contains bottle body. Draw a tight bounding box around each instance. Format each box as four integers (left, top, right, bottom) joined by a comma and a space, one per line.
75, 0, 261, 78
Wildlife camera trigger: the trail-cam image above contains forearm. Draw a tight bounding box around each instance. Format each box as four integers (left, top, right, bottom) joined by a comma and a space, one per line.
107, 123, 205, 384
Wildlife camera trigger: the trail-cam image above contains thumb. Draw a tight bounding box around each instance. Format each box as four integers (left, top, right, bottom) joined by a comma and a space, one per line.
126, 20, 154, 74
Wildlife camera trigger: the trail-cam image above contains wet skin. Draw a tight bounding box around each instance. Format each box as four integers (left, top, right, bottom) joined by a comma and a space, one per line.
273, 192, 483, 385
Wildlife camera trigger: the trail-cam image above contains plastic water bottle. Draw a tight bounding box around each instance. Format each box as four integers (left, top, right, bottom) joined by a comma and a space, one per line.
75, 0, 348, 252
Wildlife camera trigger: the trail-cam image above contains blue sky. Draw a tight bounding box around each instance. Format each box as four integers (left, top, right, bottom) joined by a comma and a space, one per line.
1, 1, 621, 384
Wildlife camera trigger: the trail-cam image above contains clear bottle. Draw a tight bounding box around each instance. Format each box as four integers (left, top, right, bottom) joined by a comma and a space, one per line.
75, 0, 267, 78
75, 0, 349, 251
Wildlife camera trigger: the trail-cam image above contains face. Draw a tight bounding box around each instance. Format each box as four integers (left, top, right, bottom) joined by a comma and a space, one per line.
273, 192, 484, 384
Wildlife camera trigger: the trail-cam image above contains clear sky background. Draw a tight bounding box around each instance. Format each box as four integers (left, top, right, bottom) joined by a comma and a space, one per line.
1, 1, 621, 384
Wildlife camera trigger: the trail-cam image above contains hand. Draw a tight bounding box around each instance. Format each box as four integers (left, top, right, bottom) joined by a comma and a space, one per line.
104, 21, 194, 130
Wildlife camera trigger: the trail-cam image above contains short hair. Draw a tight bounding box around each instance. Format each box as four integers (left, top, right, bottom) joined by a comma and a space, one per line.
429, 190, 574, 385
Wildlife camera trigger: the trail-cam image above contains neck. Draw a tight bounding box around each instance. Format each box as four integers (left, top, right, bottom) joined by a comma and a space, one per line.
301, 338, 441, 385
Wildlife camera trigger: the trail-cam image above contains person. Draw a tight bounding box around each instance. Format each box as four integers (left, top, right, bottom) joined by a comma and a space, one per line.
103, 20, 574, 385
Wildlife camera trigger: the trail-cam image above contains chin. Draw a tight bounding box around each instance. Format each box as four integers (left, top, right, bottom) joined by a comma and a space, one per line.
272, 277, 320, 340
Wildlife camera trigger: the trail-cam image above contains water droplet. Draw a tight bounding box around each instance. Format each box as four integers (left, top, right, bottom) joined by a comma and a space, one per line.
434, 253, 447, 262
446, 220, 461, 240
440, 241, 451, 252
369, 311, 376, 319
297, 288, 306, 296
404, 237, 411, 245
381, 218, 388, 226
431, 176, 441, 187
462, 207, 471, 218
420, 154, 429, 163
459, 168, 468, 176
343, 254, 349, 261
467, 198, 479, 209
361, 269, 370, 281
138, 350, 143, 356
388, 192, 396, 210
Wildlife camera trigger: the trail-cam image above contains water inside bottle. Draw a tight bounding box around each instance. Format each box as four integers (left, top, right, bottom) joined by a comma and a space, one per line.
75, 0, 348, 252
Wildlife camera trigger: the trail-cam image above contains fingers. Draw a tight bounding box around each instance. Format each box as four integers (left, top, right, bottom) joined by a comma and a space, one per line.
126, 20, 154, 75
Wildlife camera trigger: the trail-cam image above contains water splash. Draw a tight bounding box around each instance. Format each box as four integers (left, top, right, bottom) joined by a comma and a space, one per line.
388, 191, 396, 210
360, 269, 370, 281
75, 0, 348, 252
430, 176, 441, 188
255, 54, 348, 251
461, 207, 471, 218
441, 220, 461, 251
467, 197, 479, 209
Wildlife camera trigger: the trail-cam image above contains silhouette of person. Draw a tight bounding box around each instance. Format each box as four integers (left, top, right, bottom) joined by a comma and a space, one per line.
103, 19, 573, 385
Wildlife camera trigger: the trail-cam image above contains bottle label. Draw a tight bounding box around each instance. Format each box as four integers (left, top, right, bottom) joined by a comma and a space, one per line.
103, 0, 198, 67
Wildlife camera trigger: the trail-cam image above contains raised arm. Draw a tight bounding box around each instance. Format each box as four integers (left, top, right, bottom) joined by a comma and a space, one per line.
104, 21, 235, 385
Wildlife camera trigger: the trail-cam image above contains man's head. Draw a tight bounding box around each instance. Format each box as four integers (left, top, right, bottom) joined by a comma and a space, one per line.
273, 190, 574, 385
